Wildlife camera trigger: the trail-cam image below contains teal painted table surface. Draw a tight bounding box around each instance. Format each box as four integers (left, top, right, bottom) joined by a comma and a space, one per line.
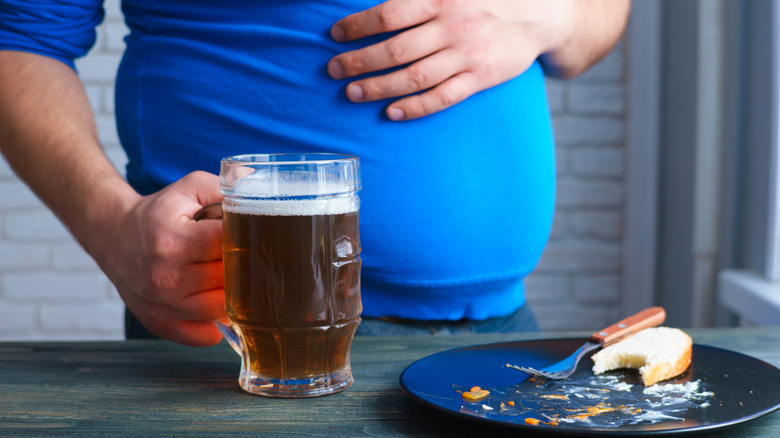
1, 327, 778, 437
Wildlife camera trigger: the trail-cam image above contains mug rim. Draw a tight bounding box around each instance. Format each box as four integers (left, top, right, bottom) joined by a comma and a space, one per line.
220, 153, 361, 197
221, 153, 358, 165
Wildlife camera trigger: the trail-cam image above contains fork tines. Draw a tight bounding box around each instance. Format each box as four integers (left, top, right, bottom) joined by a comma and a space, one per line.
505, 363, 563, 379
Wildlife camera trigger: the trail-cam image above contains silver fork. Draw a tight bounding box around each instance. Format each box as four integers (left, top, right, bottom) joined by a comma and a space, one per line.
506, 307, 666, 380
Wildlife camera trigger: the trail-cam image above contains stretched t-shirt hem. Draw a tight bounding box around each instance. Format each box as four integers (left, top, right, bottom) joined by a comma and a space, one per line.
361, 269, 532, 290
360, 275, 527, 322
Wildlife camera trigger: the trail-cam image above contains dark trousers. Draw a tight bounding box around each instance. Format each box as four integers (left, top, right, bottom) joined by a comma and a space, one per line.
125, 303, 539, 340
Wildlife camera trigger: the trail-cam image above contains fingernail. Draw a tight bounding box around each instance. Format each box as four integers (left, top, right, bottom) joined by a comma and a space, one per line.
328, 60, 345, 79
387, 107, 405, 121
331, 25, 345, 41
347, 84, 364, 101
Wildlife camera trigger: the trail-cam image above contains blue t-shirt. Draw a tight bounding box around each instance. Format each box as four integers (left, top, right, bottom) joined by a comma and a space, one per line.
1, 0, 555, 321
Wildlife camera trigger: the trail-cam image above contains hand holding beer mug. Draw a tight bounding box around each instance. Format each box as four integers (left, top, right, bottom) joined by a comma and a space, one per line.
215, 154, 361, 397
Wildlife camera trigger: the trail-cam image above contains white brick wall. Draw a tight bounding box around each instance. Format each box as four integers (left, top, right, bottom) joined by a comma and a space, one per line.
528, 42, 627, 331
0, 0, 629, 339
0, 1, 127, 341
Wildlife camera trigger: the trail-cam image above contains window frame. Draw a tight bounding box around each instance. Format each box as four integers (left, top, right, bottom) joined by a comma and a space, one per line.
719, 0, 780, 326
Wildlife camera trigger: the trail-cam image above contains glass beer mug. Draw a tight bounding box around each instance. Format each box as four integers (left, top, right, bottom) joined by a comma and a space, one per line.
216, 153, 361, 397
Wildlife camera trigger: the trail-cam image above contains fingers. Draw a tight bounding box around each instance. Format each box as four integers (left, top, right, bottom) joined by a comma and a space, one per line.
129, 280, 225, 346
331, 0, 440, 42
329, 21, 447, 80
109, 171, 227, 347
159, 259, 224, 299
340, 47, 484, 121
143, 171, 223, 263
131, 259, 225, 346
145, 312, 224, 347
124, 285, 225, 347
141, 213, 221, 268
328, 26, 475, 121
342, 48, 463, 103
170, 320, 224, 347
328, 1, 491, 121
328, 0, 546, 120
181, 171, 223, 261
180, 286, 226, 322
143, 286, 225, 323
387, 71, 479, 121
183, 218, 223, 262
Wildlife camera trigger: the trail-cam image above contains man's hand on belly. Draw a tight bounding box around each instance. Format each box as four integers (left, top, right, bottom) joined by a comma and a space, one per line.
326, 0, 630, 121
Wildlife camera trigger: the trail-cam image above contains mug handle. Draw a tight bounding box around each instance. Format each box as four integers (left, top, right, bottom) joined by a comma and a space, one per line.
193, 202, 223, 221
215, 320, 242, 356
193, 202, 242, 356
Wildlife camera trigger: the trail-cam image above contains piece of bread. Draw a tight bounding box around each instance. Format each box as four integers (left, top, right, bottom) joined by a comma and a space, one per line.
591, 327, 692, 386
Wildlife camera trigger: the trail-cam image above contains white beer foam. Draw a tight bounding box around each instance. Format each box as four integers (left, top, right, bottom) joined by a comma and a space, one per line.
224, 177, 358, 216
224, 196, 358, 216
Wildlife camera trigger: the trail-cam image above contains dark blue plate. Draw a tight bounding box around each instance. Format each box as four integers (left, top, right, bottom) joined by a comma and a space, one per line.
399, 338, 780, 435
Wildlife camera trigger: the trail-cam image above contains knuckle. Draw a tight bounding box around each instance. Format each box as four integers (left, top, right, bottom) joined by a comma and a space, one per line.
377, 5, 400, 30
406, 66, 430, 90
149, 231, 180, 259
341, 55, 363, 75
433, 89, 457, 110
385, 40, 406, 64
343, 18, 361, 38
149, 264, 181, 293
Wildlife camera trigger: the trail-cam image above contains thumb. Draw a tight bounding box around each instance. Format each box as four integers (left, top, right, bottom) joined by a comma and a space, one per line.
168, 171, 223, 261
175, 171, 224, 218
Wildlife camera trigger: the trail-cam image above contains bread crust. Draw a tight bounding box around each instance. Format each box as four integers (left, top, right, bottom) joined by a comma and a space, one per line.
591, 327, 693, 386
641, 344, 692, 386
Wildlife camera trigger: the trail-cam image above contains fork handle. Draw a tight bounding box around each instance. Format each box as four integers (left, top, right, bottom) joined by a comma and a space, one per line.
589, 306, 666, 346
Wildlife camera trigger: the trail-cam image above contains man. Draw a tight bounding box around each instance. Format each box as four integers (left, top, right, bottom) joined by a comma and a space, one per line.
0, 0, 630, 345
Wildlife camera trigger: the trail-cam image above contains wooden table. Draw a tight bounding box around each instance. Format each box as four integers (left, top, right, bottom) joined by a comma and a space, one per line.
1, 327, 778, 437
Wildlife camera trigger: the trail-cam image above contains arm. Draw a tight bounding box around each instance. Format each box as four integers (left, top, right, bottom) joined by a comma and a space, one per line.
537, 0, 631, 79
0, 51, 224, 346
327, 0, 631, 121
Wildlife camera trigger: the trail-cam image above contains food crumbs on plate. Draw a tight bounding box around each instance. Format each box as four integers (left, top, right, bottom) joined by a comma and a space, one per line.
462, 386, 490, 401
586, 405, 615, 415
524, 416, 559, 427
507, 401, 515, 407
541, 394, 569, 400
562, 403, 618, 421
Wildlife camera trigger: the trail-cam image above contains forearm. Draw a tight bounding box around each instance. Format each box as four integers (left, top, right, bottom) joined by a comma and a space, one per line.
538, 0, 631, 79
0, 50, 139, 258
